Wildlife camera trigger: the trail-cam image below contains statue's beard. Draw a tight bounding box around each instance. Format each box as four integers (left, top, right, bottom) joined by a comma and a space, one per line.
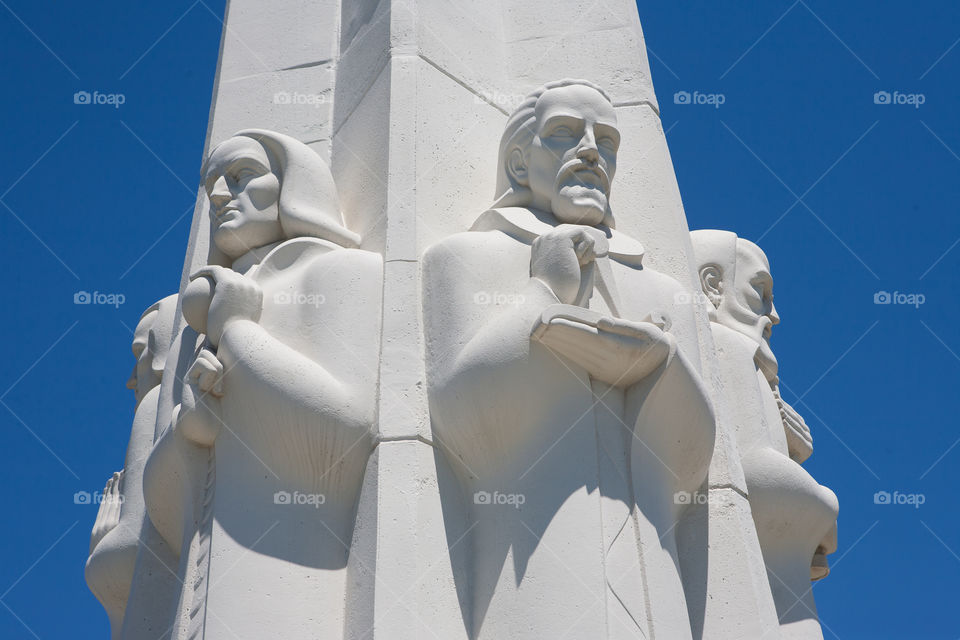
550, 161, 610, 225
552, 186, 606, 224
755, 338, 779, 383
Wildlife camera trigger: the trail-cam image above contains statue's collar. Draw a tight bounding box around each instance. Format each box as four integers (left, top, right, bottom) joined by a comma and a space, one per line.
231, 237, 343, 277
231, 240, 286, 275
471, 207, 644, 267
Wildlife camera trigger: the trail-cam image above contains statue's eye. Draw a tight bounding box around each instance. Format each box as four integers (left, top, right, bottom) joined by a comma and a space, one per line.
550, 126, 574, 138
234, 167, 260, 182
598, 137, 616, 151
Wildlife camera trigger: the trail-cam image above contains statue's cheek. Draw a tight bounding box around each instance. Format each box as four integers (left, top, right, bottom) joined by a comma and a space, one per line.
243, 174, 281, 212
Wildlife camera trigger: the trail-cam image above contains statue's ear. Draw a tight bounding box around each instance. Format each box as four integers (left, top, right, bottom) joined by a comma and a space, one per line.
507, 147, 529, 187
699, 264, 723, 308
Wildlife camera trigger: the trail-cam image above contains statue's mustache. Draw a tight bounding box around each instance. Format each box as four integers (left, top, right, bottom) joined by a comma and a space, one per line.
555, 160, 610, 195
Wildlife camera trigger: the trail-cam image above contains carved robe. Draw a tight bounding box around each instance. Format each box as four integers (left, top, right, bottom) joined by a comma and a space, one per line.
145, 237, 382, 639
710, 323, 838, 640
423, 207, 715, 639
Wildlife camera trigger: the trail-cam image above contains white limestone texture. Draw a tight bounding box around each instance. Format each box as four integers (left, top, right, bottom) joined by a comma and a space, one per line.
85, 2, 841, 639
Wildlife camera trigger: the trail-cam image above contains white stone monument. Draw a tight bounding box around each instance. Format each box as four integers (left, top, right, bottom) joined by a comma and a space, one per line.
86, 2, 839, 639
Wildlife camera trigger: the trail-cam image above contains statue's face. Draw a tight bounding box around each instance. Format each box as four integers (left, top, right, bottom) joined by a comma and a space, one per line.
526, 85, 620, 226
126, 310, 160, 406
204, 137, 283, 260
718, 242, 780, 368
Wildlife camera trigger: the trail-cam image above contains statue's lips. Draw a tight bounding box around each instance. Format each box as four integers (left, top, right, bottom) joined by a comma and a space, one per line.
761, 317, 773, 340
214, 208, 240, 223
572, 169, 603, 187
556, 162, 609, 194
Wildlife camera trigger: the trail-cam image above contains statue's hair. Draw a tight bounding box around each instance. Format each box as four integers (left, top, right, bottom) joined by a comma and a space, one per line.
689, 230, 769, 316
203, 130, 360, 266
138, 301, 161, 323
492, 79, 613, 210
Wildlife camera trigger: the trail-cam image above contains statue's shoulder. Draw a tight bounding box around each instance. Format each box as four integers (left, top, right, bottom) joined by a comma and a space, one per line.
424, 221, 524, 264
258, 237, 382, 283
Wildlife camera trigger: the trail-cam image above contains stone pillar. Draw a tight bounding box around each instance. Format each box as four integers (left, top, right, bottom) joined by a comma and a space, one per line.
333, 2, 507, 637
123, 1, 787, 638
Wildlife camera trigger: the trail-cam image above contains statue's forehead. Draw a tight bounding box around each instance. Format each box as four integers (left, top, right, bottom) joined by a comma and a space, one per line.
736, 241, 772, 279
132, 310, 156, 346
535, 86, 618, 129
204, 137, 269, 178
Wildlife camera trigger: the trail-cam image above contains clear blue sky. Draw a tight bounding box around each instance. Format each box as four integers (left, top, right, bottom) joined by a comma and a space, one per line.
0, 1, 957, 638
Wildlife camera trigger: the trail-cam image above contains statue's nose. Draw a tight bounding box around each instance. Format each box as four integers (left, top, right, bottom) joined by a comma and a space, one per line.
769, 301, 780, 325
126, 364, 138, 390
576, 130, 599, 164
209, 175, 231, 210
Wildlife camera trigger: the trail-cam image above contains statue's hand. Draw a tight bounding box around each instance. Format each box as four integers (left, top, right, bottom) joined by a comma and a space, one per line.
533, 307, 674, 388
187, 348, 224, 397
175, 350, 226, 448
531, 225, 597, 305
89, 471, 123, 553
594, 315, 674, 385
190, 266, 263, 347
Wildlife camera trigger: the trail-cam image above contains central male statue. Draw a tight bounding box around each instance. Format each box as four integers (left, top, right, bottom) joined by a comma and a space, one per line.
422, 80, 716, 639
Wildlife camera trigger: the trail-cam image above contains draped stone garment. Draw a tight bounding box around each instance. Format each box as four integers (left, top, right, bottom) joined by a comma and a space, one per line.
423, 207, 715, 639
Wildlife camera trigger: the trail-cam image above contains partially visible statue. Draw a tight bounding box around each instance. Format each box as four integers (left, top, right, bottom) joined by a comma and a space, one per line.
690, 229, 838, 640
423, 80, 716, 639
142, 129, 381, 638
86, 295, 177, 639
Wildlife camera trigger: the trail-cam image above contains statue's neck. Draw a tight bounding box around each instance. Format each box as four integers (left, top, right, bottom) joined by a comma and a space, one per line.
230, 240, 285, 275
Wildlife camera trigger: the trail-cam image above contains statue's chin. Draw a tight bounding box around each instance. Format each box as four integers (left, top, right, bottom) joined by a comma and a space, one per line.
213, 226, 268, 261
213, 228, 247, 259
552, 193, 606, 226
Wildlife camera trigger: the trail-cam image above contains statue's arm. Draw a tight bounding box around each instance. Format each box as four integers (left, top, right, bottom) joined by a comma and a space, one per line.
178, 259, 370, 444
217, 317, 358, 415
422, 232, 558, 376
